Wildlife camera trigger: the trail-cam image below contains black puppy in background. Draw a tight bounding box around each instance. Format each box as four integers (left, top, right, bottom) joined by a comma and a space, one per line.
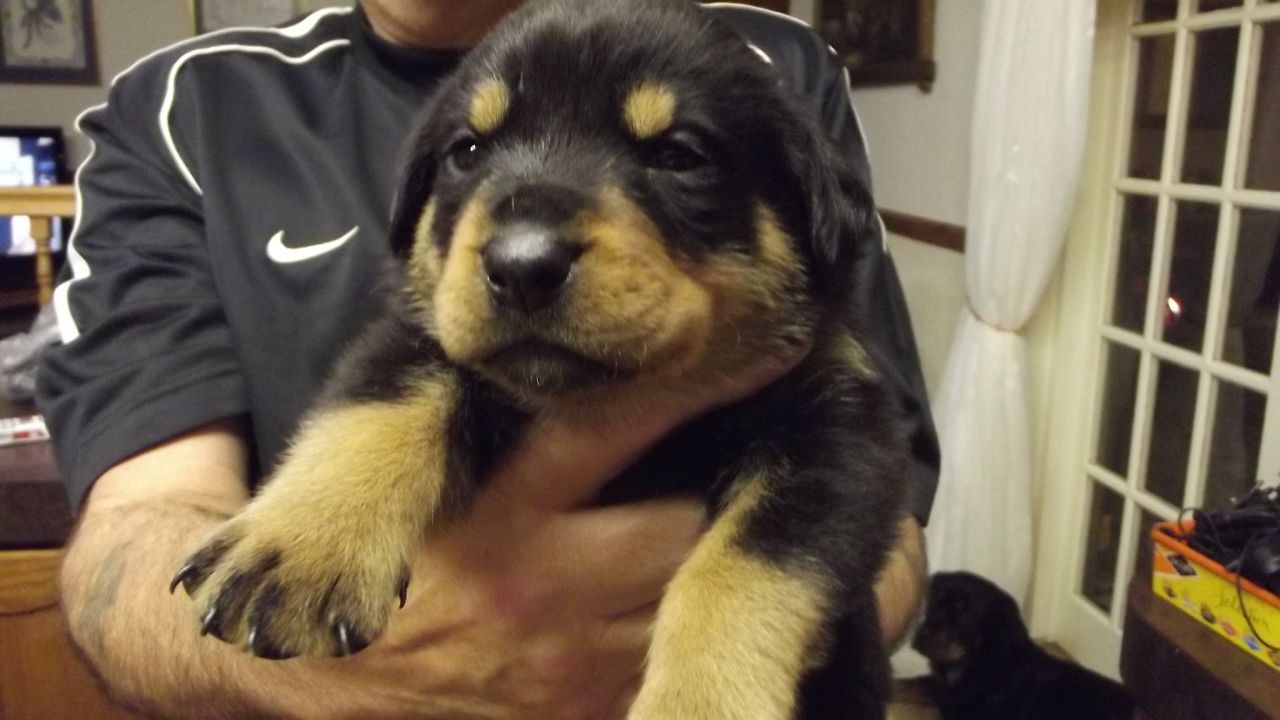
913, 572, 1135, 720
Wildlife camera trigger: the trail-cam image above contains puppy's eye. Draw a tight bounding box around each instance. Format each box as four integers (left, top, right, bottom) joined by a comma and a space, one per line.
644, 134, 713, 173
446, 136, 485, 173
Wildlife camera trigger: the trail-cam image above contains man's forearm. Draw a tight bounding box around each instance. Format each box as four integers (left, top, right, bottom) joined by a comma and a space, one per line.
875, 515, 928, 649
62, 474, 926, 718
61, 501, 353, 719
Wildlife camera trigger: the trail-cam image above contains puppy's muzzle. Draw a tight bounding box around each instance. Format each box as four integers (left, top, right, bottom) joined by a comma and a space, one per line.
482, 180, 590, 314
482, 224, 582, 313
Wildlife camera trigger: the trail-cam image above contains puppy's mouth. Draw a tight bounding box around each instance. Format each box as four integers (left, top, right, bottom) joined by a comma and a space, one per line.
912, 628, 968, 666
481, 340, 635, 393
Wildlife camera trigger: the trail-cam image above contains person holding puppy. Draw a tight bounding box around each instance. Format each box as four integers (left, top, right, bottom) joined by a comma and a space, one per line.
38, 1, 937, 717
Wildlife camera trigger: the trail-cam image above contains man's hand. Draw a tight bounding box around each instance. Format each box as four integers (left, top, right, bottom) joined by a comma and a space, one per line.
876, 515, 928, 650
60, 347, 807, 720
61, 341, 928, 719
335, 348, 816, 719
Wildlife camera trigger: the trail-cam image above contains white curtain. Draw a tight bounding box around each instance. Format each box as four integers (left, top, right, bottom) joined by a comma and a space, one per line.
924, 0, 1096, 606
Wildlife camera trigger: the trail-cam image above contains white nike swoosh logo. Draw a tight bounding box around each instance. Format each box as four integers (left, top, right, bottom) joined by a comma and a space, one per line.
266, 227, 359, 264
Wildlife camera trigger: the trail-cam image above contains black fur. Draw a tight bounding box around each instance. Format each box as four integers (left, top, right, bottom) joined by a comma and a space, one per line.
191, 0, 908, 715
377, 1, 906, 716
914, 572, 1136, 720
387, 0, 873, 302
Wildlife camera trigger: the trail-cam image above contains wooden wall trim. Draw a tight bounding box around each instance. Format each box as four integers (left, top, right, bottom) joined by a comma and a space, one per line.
0, 549, 60, 615
0, 186, 76, 217
880, 209, 966, 253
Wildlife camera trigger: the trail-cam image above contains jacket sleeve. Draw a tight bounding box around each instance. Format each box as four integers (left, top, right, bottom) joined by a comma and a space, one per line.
815, 46, 940, 525
36, 59, 249, 512
709, 4, 941, 523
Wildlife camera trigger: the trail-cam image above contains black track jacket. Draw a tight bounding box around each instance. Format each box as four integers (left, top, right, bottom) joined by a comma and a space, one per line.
36, 3, 939, 520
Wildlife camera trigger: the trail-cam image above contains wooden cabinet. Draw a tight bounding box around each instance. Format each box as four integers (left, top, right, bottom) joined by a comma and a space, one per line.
1122, 576, 1280, 720
0, 549, 135, 719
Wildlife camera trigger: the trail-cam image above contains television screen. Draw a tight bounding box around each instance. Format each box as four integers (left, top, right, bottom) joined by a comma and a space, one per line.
0, 126, 68, 257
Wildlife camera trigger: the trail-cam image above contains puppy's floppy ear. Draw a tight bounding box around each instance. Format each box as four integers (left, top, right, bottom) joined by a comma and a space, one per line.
973, 576, 1032, 653
797, 126, 878, 298
387, 141, 439, 260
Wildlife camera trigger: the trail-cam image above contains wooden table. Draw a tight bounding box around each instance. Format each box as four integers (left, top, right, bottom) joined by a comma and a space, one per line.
0, 396, 72, 549
0, 434, 135, 718
1121, 574, 1280, 719
0, 439, 71, 548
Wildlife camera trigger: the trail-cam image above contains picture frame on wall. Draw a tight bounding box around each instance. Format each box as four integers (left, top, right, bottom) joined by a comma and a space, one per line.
816, 0, 936, 92
0, 0, 98, 85
195, 0, 298, 34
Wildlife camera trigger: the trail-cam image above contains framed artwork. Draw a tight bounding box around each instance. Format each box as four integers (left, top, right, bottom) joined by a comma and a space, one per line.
195, 0, 298, 34
0, 0, 98, 85
816, 0, 936, 92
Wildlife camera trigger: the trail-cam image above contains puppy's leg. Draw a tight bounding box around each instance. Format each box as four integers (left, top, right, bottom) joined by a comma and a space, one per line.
173, 369, 462, 659
628, 469, 861, 720
796, 603, 891, 720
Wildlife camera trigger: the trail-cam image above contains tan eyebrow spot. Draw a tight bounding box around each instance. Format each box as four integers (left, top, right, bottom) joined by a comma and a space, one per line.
623, 82, 677, 140
468, 78, 511, 135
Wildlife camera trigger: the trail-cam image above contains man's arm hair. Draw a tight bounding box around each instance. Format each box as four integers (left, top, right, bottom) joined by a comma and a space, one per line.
59, 422, 364, 719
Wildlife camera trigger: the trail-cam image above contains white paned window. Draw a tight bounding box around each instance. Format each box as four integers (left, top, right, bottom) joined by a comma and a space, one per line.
1035, 0, 1280, 673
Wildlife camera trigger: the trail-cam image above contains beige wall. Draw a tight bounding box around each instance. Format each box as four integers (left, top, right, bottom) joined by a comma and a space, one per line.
793, 1, 982, 226
790, 1, 981, 397
847, 1, 979, 399
6, 0, 979, 206
850, 3, 981, 227
3, 0, 973, 396
0, 0, 349, 165
0, 0, 190, 164
886, 234, 966, 400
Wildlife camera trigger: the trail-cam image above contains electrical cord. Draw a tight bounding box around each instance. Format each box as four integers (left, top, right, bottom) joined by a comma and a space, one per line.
1165, 485, 1280, 652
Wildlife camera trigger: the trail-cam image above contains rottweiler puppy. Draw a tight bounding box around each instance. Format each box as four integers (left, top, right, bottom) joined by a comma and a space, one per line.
172, 0, 908, 717
913, 572, 1135, 720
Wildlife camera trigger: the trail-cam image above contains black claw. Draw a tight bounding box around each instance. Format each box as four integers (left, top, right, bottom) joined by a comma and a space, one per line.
246, 582, 294, 660
172, 536, 233, 596
331, 619, 371, 657
397, 573, 410, 609
202, 552, 282, 643
199, 606, 219, 637
316, 577, 340, 624
169, 562, 198, 594
334, 621, 353, 657
246, 623, 294, 660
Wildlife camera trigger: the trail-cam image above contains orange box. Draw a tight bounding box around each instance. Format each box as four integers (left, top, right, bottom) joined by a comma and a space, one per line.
1151, 520, 1280, 673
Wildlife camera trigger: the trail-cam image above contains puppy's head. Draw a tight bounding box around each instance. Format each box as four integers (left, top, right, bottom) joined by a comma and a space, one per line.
389, 0, 875, 406
912, 572, 1031, 683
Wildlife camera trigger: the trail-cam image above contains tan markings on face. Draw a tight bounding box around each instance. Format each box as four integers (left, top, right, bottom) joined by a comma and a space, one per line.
468, 78, 511, 135
939, 640, 969, 663
567, 186, 714, 373
429, 190, 821, 409
432, 194, 495, 360
403, 198, 445, 332
430, 183, 715, 388
630, 470, 832, 719
690, 203, 815, 362
820, 325, 877, 380
407, 199, 440, 287
623, 82, 677, 140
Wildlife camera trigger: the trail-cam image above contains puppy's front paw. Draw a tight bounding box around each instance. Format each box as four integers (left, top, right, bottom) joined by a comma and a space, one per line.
171, 506, 411, 659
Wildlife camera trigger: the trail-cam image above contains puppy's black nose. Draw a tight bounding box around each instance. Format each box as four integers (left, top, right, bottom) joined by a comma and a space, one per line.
482, 227, 579, 312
